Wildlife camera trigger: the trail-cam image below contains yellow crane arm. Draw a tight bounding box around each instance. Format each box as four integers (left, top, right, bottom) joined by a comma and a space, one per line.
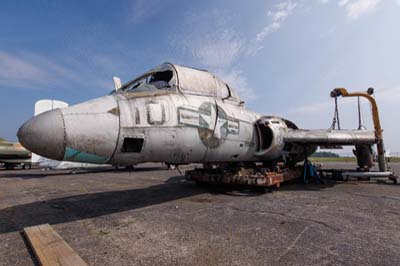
330, 88, 386, 171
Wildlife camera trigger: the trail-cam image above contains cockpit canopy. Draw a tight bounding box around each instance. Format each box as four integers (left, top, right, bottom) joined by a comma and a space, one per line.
116, 63, 242, 103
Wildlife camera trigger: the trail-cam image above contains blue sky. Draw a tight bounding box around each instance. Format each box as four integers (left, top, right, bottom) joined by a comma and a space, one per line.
1, 0, 400, 153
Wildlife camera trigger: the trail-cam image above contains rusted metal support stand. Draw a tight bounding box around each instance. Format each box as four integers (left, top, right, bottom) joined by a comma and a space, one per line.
185, 166, 302, 188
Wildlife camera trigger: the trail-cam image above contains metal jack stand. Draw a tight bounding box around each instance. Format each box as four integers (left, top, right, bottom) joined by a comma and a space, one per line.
303, 158, 322, 184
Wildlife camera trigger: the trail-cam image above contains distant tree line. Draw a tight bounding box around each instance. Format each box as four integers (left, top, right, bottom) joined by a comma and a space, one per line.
312, 151, 340, 158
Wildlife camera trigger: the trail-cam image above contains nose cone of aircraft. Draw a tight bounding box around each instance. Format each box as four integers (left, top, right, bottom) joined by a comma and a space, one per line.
18, 109, 65, 161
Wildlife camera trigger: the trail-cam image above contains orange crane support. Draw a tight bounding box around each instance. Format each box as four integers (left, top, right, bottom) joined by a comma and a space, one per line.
331, 88, 387, 172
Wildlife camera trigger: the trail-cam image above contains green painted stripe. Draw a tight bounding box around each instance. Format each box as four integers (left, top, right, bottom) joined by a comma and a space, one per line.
64, 147, 109, 164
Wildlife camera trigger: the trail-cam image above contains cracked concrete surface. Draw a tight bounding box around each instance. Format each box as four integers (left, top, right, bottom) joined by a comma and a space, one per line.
0, 162, 399, 266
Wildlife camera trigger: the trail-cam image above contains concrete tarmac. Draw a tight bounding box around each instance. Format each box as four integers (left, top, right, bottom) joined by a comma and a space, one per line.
0, 162, 399, 266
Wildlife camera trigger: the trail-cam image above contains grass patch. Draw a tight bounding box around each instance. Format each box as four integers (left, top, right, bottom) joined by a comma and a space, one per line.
389, 157, 400, 163
310, 157, 400, 163
310, 157, 356, 163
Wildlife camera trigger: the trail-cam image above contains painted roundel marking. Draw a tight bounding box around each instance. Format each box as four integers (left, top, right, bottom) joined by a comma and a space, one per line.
197, 102, 228, 149
178, 102, 239, 149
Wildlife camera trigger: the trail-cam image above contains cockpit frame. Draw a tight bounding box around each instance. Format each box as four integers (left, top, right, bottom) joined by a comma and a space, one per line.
114, 63, 242, 104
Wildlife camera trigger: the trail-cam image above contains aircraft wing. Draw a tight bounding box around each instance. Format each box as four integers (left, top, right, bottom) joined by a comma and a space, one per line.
284, 129, 376, 146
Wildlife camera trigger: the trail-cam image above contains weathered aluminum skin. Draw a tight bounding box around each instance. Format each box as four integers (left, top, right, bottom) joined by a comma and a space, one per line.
18, 109, 65, 160
111, 90, 261, 165
254, 117, 288, 160
17, 62, 379, 166
61, 96, 119, 164
284, 129, 376, 145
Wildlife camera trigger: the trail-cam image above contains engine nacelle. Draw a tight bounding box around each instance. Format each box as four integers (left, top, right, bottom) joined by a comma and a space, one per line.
254, 116, 315, 164
254, 117, 288, 161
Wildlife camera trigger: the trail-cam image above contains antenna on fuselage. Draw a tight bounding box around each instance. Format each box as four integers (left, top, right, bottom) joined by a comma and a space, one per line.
113, 76, 122, 91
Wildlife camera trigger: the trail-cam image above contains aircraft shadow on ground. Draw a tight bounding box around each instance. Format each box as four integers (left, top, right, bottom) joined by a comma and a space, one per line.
0, 166, 168, 179
0, 176, 338, 233
0, 176, 204, 233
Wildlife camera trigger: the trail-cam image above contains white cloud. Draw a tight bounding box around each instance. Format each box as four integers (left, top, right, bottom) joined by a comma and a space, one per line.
286, 100, 332, 116
338, 0, 350, 6
183, 28, 243, 68
176, 10, 244, 68
0, 52, 48, 88
21, 52, 87, 86
339, 0, 382, 19
375, 87, 400, 103
215, 69, 255, 101
171, 10, 255, 102
256, 1, 297, 42
128, 0, 163, 23
0, 51, 113, 90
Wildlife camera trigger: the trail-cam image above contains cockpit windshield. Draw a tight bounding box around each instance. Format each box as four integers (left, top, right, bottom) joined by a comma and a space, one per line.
121, 70, 174, 93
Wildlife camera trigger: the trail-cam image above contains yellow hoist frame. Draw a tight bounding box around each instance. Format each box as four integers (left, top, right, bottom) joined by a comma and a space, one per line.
330, 88, 387, 172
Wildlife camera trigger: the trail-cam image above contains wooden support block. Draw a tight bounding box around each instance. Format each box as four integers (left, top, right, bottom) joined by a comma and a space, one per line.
24, 224, 88, 266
